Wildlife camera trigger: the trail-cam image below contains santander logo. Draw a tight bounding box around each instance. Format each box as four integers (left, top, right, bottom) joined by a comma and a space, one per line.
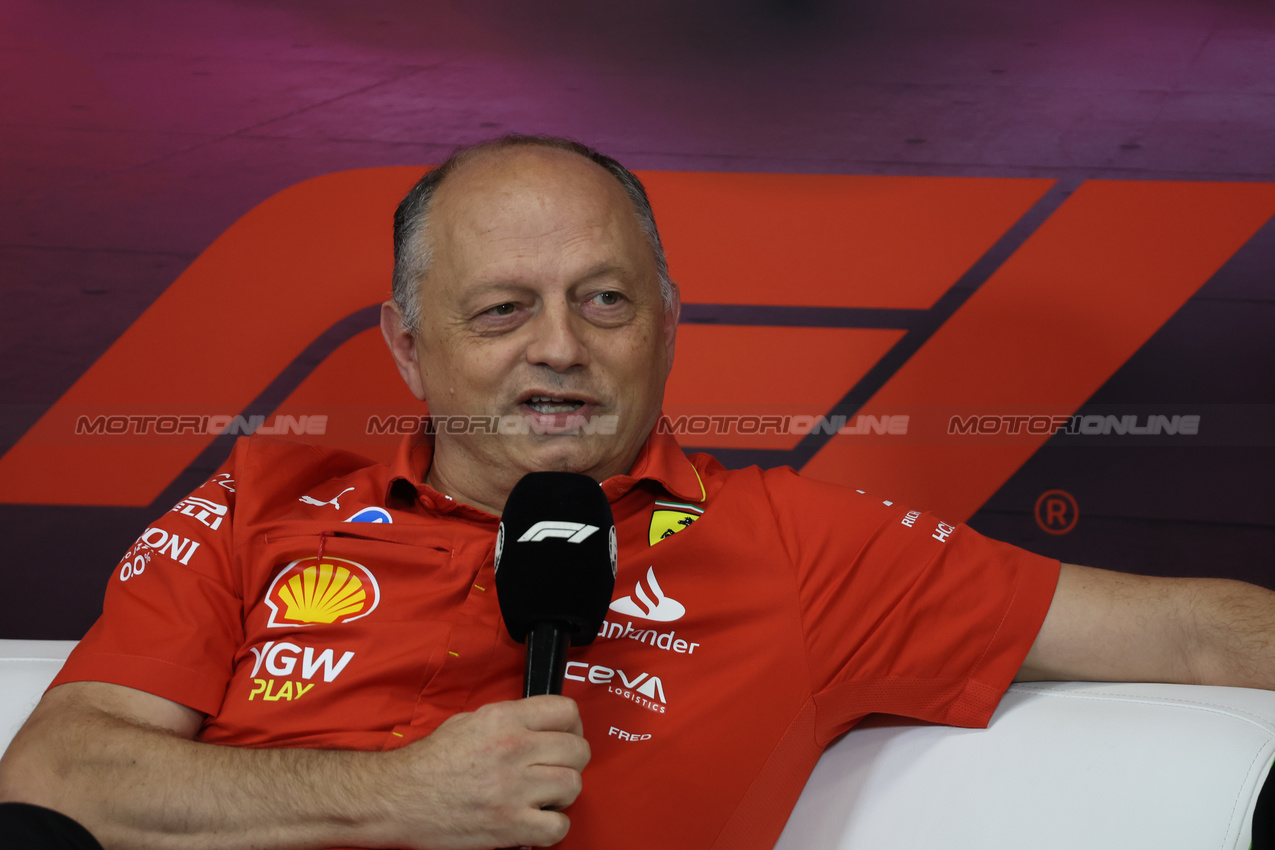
609, 567, 685, 623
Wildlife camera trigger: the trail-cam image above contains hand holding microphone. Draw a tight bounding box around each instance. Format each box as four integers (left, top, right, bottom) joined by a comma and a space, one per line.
380, 473, 616, 850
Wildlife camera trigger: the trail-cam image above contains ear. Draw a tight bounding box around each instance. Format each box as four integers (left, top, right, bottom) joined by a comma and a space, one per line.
662, 280, 681, 376
380, 300, 428, 401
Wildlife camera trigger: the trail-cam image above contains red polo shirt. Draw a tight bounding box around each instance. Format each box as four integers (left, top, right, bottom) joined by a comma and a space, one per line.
54, 426, 1059, 849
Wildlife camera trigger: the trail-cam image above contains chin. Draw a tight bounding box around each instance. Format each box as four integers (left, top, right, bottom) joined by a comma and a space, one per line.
516, 440, 606, 478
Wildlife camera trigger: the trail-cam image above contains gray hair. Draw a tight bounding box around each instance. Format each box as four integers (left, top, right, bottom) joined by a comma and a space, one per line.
391, 134, 675, 335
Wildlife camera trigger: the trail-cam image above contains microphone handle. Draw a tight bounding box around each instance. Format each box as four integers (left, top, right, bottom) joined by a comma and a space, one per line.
523, 621, 571, 697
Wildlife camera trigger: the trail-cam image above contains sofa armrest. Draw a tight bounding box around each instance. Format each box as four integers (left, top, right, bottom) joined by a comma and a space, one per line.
778, 681, 1275, 850
0, 639, 78, 752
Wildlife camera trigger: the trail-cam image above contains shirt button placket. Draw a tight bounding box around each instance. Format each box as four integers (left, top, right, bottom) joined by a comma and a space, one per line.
401, 533, 505, 737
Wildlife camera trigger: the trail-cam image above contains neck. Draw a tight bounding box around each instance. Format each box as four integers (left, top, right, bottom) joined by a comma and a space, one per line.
424, 460, 507, 516
423, 437, 646, 516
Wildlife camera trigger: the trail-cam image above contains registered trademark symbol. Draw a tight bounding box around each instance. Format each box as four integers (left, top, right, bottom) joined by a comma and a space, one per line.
1035, 489, 1078, 535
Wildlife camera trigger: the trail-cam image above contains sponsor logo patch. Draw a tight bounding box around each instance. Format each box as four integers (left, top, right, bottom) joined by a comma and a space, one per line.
299, 486, 355, 510
565, 661, 668, 713
609, 566, 685, 623
246, 640, 355, 702
597, 619, 700, 654
263, 556, 380, 628
345, 507, 392, 524
648, 500, 703, 545
170, 495, 227, 530
204, 473, 235, 493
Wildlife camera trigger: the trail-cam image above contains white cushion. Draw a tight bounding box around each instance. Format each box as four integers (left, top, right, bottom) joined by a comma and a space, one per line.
776, 681, 1275, 850
0, 639, 77, 750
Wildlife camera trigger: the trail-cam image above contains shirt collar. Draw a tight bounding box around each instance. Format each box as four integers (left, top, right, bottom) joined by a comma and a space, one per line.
385, 413, 706, 512
598, 416, 706, 505
385, 430, 465, 516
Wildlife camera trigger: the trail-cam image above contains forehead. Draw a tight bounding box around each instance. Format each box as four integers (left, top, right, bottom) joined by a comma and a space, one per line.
425, 147, 651, 282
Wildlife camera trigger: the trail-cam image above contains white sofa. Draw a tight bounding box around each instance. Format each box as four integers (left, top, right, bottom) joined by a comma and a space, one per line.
3, 639, 1273, 849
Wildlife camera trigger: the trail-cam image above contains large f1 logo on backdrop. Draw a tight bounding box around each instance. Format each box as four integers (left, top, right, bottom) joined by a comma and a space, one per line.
0, 169, 1272, 521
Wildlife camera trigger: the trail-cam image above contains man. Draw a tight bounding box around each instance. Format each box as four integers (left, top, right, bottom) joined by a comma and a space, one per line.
2, 134, 1273, 850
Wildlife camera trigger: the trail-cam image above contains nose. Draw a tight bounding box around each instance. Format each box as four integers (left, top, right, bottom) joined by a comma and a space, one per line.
525, 301, 589, 372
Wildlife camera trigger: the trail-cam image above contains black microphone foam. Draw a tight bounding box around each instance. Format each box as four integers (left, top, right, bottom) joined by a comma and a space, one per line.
495, 471, 618, 647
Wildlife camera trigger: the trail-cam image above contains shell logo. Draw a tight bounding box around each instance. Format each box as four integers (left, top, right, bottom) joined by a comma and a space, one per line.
263, 556, 380, 628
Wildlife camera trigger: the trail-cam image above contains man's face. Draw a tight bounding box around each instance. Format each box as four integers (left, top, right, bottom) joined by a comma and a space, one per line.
388, 147, 678, 493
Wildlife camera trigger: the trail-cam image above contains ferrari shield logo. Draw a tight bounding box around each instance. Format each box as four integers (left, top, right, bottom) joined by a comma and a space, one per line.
648, 500, 704, 545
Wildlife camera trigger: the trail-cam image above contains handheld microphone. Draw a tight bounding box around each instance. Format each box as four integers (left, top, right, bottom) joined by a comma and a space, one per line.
495, 472, 618, 697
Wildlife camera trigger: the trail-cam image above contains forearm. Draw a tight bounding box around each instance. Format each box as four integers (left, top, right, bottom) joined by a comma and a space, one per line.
0, 704, 404, 850
1, 687, 587, 850
1184, 577, 1275, 689
1019, 565, 1275, 689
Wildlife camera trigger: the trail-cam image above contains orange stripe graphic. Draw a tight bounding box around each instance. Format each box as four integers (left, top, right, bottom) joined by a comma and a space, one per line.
645, 172, 1051, 308
800, 180, 1275, 521
268, 328, 421, 464
662, 326, 905, 450
0, 168, 424, 505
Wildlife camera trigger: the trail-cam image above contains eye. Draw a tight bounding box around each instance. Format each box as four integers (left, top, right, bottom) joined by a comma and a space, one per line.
592, 291, 622, 306
486, 303, 517, 316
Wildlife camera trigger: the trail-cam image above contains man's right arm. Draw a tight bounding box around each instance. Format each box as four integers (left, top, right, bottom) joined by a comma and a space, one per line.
0, 682, 588, 850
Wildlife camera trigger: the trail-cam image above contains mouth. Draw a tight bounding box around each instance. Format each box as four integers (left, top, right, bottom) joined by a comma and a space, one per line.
515, 391, 602, 429
523, 394, 588, 415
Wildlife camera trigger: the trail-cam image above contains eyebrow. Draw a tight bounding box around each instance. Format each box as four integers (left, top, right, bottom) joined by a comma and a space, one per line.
572, 262, 633, 286
465, 261, 635, 296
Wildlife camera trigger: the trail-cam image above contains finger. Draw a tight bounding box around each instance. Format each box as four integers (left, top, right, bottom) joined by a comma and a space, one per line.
525, 764, 585, 811
516, 695, 583, 735
515, 808, 572, 848
524, 730, 591, 772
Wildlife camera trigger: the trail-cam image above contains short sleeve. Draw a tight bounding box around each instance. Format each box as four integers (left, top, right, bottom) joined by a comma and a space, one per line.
762, 467, 1060, 742
51, 443, 245, 716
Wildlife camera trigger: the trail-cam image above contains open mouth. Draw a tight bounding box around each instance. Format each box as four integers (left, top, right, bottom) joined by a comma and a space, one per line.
523, 395, 587, 415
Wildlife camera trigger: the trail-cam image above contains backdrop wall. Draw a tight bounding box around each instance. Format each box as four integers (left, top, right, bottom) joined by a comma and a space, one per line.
2, 0, 1272, 639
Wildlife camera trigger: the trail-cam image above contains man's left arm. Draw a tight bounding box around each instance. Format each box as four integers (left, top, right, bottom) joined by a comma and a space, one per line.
1016, 563, 1275, 688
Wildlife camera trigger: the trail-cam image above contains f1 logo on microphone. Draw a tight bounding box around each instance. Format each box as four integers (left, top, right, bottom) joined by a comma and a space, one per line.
517, 521, 600, 543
